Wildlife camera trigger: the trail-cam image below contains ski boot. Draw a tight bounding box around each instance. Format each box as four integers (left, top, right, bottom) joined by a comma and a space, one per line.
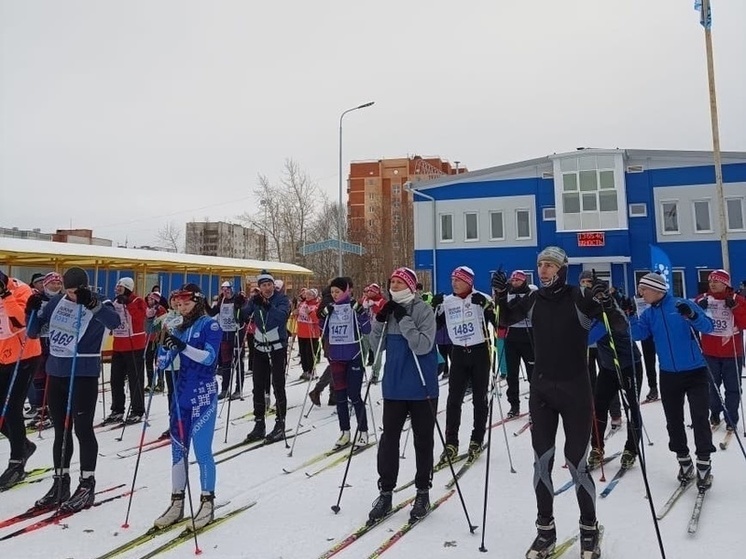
620, 449, 636, 469
644, 387, 658, 402
353, 430, 368, 448
244, 420, 266, 443
436, 444, 458, 468
60, 476, 96, 513
0, 460, 26, 491
334, 431, 350, 449
695, 457, 712, 491
525, 518, 556, 559
579, 522, 602, 559
466, 441, 482, 464
154, 491, 185, 528
587, 447, 604, 469
410, 489, 430, 522
507, 406, 521, 419
35, 473, 71, 508
308, 387, 322, 407
102, 412, 124, 425
186, 493, 215, 531
264, 419, 285, 444
367, 490, 392, 524
677, 454, 694, 483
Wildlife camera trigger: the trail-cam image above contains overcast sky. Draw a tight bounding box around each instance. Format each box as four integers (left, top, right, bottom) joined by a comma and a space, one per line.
1, 0, 744, 248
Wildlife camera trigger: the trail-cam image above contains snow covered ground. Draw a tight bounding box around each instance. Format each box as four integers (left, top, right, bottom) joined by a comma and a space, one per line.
2, 354, 744, 559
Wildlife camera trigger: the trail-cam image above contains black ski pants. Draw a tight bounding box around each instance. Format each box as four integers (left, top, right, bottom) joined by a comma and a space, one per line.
593, 364, 643, 455
587, 347, 621, 419
0, 358, 37, 461
298, 337, 320, 375
110, 349, 145, 416
444, 343, 490, 448
252, 348, 287, 421
530, 376, 596, 526
641, 336, 657, 390
218, 330, 246, 394
378, 399, 437, 492
505, 333, 534, 408
659, 367, 716, 459
48, 375, 99, 472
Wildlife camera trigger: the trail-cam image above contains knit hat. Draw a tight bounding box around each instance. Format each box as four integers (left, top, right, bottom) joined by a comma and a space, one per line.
367, 283, 382, 296
708, 269, 731, 288
451, 266, 475, 288
306, 288, 319, 300
638, 272, 668, 293
62, 267, 89, 289
329, 277, 350, 292
391, 267, 418, 292
510, 270, 527, 282
578, 270, 594, 282
537, 246, 568, 268
117, 277, 135, 292
257, 270, 274, 286
30, 273, 45, 286
43, 272, 62, 287
221, 281, 232, 288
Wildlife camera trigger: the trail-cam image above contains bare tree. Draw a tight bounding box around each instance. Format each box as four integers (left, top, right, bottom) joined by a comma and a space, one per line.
156, 221, 183, 252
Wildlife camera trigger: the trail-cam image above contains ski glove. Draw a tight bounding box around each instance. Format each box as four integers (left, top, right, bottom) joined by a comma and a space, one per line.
697, 298, 709, 310
74, 287, 98, 310
318, 303, 334, 319
164, 334, 187, 352
491, 270, 508, 292
376, 300, 399, 322
430, 293, 444, 308
26, 293, 43, 313
675, 301, 695, 319
471, 292, 489, 307
235, 294, 247, 308
724, 296, 737, 309
252, 294, 269, 307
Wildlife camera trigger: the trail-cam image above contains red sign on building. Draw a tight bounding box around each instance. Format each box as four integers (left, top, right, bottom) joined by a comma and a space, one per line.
577, 232, 605, 247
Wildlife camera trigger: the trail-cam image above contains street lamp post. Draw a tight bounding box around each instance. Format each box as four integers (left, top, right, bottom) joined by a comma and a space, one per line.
338, 101, 375, 277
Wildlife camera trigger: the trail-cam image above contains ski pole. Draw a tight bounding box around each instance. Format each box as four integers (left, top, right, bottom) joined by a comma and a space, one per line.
289, 319, 330, 457
0, 311, 36, 433
600, 308, 667, 559
731, 337, 746, 438
222, 333, 239, 444
399, 421, 411, 459
169, 363, 201, 553
356, 312, 383, 444
628, 337, 654, 446
56, 304, 83, 513
99, 359, 106, 422
122, 366, 161, 528
36, 372, 51, 439
410, 346, 477, 533
115, 325, 144, 442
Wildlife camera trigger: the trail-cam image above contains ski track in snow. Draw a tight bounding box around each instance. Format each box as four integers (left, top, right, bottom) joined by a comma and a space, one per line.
2, 355, 744, 559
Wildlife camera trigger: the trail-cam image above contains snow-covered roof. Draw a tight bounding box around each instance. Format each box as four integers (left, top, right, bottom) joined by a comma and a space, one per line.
0, 237, 313, 276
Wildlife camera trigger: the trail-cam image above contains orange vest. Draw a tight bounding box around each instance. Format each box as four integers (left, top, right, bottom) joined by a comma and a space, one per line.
0, 279, 42, 365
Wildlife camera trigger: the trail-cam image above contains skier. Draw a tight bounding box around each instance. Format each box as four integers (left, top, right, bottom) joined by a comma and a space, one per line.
27, 267, 120, 511
106, 277, 147, 425
153, 292, 184, 439
144, 291, 166, 392
629, 272, 716, 491
243, 270, 291, 444
503, 270, 536, 418
433, 266, 495, 467
492, 247, 626, 559
318, 276, 371, 449
152, 283, 222, 531
0, 272, 41, 490
694, 270, 746, 432
208, 281, 247, 400
367, 267, 438, 523
362, 283, 386, 383
296, 288, 321, 381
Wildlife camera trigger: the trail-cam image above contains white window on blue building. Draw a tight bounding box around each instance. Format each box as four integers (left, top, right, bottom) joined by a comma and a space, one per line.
661, 201, 680, 234
692, 200, 712, 233
489, 211, 504, 240
552, 151, 627, 232
542, 207, 556, 221
440, 214, 453, 242
516, 209, 532, 239
727, 198, 744, 231
465, 212, 479, 241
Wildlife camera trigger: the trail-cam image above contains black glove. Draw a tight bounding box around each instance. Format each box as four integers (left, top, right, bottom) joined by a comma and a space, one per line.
252, 293, 269, 307
318, 303, 334, 319
675, 301, 695, 319
591, 278, 609, 300
431, 293, 444, 308
724, 296, 736, 309
696, 298, 709, 310
163, 334, 187, 352
619, 296, 636, 315
491, 270, 507, 292
235, 294, 247, 308
392, 303, 407, 322
471, 292, 489, 307
376, 300, 399, 322
74, 287, 95, 308
26, 293, 43, 314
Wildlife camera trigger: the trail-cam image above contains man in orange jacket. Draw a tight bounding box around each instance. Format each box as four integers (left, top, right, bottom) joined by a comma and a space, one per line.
0, 271, 42, 489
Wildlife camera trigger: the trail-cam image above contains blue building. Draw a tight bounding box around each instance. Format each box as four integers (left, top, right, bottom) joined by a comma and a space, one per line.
410, 148, 746, 298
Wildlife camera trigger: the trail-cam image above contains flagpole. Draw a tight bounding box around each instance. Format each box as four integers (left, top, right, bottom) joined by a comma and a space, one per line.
701, 0, 729, 271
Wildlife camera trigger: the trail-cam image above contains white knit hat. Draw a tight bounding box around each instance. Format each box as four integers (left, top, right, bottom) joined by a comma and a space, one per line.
638, 272, 668, 293
117, 277, 135, 292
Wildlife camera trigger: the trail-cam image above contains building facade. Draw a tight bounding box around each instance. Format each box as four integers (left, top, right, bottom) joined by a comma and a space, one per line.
185, 221, 264, 259
347, 155, 464, 283
411, 148, 746, 297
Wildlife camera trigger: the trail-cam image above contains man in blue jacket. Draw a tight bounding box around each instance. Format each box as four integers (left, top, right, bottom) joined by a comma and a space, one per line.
243, 270, 290, 444
630, 272, 716, 490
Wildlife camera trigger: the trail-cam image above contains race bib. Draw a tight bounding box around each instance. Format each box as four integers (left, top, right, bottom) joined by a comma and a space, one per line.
218, 303, 237, 332
328, 304, 356, 345
443, 296, 483, 346
704, 298, 735, 338
48, 298, 93, 357
112, 303, 132, 338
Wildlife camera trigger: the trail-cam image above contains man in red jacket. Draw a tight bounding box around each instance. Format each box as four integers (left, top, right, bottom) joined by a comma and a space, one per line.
105, 277, 147, 425
695, 269, 746, 433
